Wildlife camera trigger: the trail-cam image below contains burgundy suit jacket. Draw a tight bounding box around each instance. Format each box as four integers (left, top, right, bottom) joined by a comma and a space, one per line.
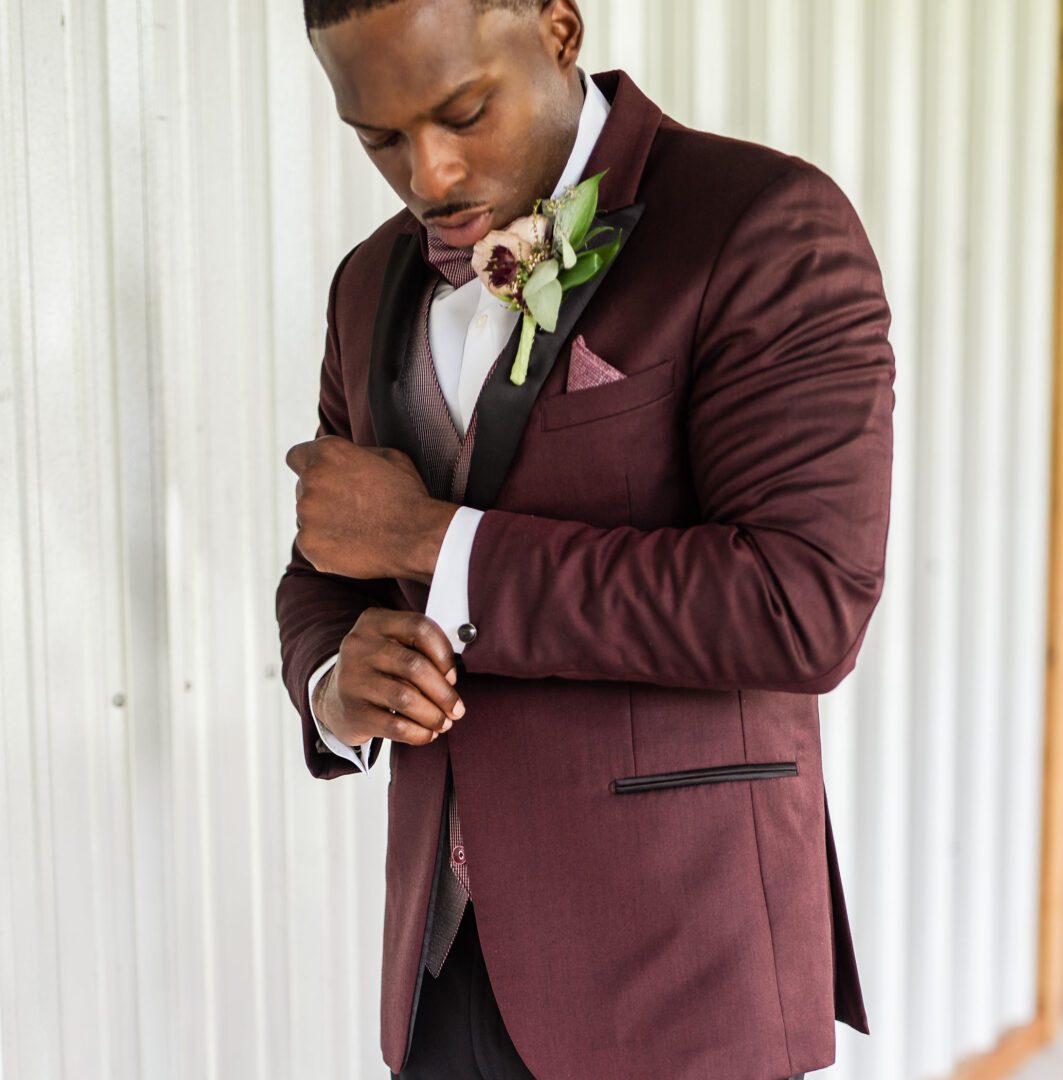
276, 68, 893, 1079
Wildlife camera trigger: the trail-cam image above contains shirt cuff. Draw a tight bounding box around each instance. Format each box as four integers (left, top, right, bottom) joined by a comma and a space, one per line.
425, 506, 485, 654
308, 653, 370, 774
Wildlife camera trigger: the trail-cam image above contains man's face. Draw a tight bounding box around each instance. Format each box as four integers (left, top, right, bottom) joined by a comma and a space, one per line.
310, 0, 584, 248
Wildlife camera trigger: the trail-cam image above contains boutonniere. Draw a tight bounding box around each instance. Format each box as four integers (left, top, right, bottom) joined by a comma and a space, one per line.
471, 168, 622, 386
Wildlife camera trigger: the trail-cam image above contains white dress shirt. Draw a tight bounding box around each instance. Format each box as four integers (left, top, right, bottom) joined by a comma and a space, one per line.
309, 68, 611, 770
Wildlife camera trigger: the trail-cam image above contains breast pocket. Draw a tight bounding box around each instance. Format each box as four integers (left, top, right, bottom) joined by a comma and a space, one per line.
610, 760, 799, 794
539, 355, 677, 430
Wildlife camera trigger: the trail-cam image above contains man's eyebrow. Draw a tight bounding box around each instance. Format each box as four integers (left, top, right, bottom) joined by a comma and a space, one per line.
342, 78, 485, 131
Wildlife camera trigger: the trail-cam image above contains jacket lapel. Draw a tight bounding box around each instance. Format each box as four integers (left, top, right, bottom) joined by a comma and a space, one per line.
462, 200, 645, 509
366, 68, 662, 510
366, 230, 436, 470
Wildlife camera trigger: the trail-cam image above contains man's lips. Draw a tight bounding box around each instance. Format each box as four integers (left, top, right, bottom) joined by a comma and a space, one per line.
427, 207, 494, 248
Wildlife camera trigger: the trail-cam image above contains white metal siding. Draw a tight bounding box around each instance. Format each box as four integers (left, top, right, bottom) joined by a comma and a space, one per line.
1, 2, 1058, 1077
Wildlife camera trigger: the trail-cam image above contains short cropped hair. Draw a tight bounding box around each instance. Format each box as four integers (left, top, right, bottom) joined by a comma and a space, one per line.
304, 0, 541, 36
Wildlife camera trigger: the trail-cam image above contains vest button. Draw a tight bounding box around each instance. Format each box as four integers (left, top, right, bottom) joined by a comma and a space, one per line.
451, 845, 466, 864
457, 622, 477, 643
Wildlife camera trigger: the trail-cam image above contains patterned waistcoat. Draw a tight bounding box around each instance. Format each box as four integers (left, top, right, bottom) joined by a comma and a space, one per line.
401, 271, 504, 977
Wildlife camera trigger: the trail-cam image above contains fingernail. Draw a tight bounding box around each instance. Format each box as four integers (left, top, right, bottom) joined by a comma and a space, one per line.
452, 700, 465, 718
445, 667, 457, 685
431, 732, 440, 740
442, 718, 453, 731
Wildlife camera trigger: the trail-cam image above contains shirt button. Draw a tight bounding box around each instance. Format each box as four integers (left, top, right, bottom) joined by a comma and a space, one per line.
451, 845, 466, 864
474, 312, 488, 329
457, 622, 477, 643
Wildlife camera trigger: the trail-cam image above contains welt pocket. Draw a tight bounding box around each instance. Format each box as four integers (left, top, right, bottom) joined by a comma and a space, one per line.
540, 355, 676, 430
610, 760, 798, 794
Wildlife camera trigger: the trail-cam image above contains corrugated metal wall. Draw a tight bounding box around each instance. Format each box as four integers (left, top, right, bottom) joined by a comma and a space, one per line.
1, 2, 1058, 1078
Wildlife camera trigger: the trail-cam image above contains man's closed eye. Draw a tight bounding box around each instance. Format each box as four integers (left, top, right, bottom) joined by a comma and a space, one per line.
363, 106, 488, 153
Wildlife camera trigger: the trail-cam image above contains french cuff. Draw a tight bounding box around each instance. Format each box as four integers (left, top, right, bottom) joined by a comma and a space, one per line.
425, 505, 485, 654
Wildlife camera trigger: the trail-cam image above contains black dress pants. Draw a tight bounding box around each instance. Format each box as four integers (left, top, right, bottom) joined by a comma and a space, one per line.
391, 899, 807, 1080
392, 899, 535, 1079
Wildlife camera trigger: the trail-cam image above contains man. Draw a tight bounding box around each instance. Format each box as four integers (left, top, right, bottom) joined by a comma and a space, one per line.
277, 0, 894, 1077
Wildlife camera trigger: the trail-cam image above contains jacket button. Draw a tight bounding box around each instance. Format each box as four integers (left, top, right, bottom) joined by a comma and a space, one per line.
451, 845, 466, 865
457, 622, 477, 643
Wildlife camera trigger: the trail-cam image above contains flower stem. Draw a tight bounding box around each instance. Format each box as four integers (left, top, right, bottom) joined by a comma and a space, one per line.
510, 313, 537, 385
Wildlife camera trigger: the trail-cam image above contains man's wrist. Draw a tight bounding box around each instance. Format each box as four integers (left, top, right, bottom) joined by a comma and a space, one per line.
403, 498, 461, 585
311, 661, 334, 718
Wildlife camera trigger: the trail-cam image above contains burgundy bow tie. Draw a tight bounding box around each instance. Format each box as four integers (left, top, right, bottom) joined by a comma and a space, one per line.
424, 228, 478, 290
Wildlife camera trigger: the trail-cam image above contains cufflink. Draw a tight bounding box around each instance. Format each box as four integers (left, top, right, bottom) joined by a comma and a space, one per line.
457, 622, 477, 643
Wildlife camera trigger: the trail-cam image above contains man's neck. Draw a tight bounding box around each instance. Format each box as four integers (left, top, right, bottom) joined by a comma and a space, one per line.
544, 69, 590, 202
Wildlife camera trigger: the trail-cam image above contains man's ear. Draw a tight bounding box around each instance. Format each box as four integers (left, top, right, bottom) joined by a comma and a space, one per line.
540, 0, 584, 70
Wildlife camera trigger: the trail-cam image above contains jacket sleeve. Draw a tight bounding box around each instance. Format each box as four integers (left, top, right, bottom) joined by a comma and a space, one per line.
275, 242, 392, 779
458, 163, 896, 695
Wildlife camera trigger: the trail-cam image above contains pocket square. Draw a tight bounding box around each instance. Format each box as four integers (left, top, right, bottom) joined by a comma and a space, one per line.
566, 334, 627, 392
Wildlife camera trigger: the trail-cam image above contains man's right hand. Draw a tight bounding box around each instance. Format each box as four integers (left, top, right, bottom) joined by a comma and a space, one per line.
311, 608, 465, 748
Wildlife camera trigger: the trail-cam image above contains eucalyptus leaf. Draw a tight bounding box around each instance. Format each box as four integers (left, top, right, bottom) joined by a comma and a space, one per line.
524, 278, 562, 332
559, 230, 577, 269
523, 257, 559, 298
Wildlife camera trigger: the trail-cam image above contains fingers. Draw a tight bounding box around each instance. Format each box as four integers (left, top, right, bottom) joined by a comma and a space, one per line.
374, 610, 458, 686
366, 446, 421, 483
362, 701, 443, 746
327, 671, 446, 748
338, 609, 464, 750
286, 434, 349, 476
372, 642, 464, 731
285, 440, 312, 475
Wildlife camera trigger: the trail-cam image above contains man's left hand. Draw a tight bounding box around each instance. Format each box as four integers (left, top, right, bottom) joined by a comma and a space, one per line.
285, 435, 459, 585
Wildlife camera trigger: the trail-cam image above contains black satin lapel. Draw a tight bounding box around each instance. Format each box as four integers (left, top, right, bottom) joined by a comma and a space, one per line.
463, 201, 646, 510
367, 231, 436, 481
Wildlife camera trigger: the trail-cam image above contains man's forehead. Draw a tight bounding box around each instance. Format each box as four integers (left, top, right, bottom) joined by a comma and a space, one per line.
340, 74, 491, 131
311, 7, 507, 122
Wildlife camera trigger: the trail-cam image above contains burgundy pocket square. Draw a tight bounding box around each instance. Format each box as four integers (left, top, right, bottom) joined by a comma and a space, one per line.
566, 334, 626, 392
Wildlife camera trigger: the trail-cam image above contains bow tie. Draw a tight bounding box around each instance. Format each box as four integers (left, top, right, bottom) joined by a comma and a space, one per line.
424, 228, 478, 290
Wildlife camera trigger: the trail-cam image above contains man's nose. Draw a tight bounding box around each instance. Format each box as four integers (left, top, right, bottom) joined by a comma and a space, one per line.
407, 131, 467, 205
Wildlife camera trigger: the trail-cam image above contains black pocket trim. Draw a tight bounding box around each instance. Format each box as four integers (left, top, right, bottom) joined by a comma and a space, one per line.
611, 760, 798, 794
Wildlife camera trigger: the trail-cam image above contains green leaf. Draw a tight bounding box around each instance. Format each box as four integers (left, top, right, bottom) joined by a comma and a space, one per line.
589, 233, 621, 270
557, 228, 623, 292
580, 224, 613, 245
524, 278, 562, 332
554, 169, 607, 248
558, 229, 577, 269
523, 257, 559, 298
557, 250, 604, 291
